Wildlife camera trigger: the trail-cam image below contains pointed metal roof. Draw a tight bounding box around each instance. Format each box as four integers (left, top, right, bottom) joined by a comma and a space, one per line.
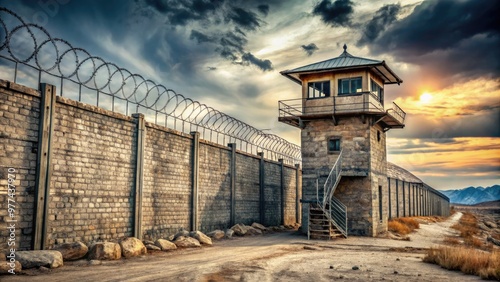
281, 44, 403, 85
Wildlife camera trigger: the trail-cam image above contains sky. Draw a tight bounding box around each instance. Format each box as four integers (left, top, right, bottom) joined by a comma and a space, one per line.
0, 0, 499, 190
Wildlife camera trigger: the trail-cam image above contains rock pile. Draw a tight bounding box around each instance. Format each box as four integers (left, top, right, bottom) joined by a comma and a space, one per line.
1, 222, 296, 275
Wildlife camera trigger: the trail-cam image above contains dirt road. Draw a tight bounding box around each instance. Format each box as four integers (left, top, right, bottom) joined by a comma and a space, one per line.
4, 212, 481, 281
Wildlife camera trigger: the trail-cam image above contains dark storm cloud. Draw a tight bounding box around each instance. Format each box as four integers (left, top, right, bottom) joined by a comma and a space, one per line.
141, 0, 273, 72
312, 0, 354, 27
241, 52, 273, 71
227, 7, 261, 30
145, 0, 223, 26
362, 0, 500, 78
257, 4, 269, 16
190, 30, 214, 44
357, 4, 400, 46
301, 43, 319, 56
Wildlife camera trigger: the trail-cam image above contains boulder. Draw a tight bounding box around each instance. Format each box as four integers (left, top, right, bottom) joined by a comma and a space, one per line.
479, 222, 490, 231
225, 229, 234, 239
189, 231, 212, 245
143, 240, 155, 246
245, 226, 263, 236
0, 259, 21, 274
145, 244, 161, 251
484, 221, 498, 229
251, 222, 267, 232
52, 241, 88, 261
88, 242, 121, 260
174, 236, 201, 248
208, 230, 225, 240
487, 236, 500, 246
119, 237, 147, 258
16, 250, 63, 269
173, 230, 190, 240
231, 224, 247, 236
155, 239, 177, 251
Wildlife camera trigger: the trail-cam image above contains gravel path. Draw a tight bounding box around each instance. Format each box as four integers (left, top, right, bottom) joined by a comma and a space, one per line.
4, 212, 481, 281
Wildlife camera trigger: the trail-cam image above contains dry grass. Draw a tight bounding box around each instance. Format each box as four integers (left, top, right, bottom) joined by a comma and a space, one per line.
443, 237, 461, 246
451, 212, 484, 248
388, 217, 420, 236
492, 233, 500, 241
388, 220, 411, 235
452, 212, 479, 237
423, 246, 500, 280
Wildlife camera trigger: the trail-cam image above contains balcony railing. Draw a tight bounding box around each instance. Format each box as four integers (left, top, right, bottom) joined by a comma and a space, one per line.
278, 92, 405, 128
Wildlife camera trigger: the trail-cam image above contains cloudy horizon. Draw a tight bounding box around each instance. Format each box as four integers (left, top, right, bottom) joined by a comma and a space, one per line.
0, 0, 498, 190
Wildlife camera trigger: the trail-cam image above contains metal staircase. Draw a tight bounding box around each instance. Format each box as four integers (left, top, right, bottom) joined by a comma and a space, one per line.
308, 150, 348, 239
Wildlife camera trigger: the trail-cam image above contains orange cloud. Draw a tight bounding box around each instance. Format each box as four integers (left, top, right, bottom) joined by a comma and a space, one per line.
393, 78, 500, 118
388, 137, 500, 180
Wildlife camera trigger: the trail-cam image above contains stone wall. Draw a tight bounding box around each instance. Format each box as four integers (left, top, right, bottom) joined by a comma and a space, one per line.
0, 80, 301, 251
369, 123, 388, 236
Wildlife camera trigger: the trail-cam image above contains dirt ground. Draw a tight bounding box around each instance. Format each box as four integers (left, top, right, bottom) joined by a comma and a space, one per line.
3, 212, 483, 281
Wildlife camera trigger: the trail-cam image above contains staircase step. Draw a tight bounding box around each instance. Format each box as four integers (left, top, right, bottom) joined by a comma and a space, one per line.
309, 229, 331, 233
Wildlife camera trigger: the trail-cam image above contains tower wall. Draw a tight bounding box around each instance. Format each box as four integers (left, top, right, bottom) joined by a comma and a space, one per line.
369, 123, 389, 236
301, 116, 389, 236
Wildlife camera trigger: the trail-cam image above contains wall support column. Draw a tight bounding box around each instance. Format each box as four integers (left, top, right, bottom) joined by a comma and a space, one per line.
279, 159, 284, 225
132, 113, 145, 239
402, 181, 406, 217
33, 83, 56, 250
190, 132, 200, 231
295, 163, 300, 224
228, 143, 236, 226
258, 152, 265, 224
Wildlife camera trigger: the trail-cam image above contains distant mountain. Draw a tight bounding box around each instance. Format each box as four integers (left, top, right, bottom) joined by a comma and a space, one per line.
441, 185, 500, 205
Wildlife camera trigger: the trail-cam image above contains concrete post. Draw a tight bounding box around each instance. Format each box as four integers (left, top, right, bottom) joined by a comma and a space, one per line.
279, 159, 285, 225
402, 181, 406, 217
396, 179, 399, 217
190, 132, 200, 231
228, 143, 236, 226
258, 152, 265, 224
132, 113, 145, 239
295, 163, 300, 224
388, 178, 392, 219
33, 83, 56, 250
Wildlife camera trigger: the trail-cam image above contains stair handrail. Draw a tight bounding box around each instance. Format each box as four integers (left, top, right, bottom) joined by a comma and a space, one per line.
313, 149, 348, 238
321, 149, 343, 207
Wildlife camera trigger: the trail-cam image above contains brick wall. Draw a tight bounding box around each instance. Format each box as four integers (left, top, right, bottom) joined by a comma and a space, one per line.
142, 124, 193, 240
0, 80, 301, 251
234, 153, 259, 226
48, 97, 137, 246
0, 81, 39, 250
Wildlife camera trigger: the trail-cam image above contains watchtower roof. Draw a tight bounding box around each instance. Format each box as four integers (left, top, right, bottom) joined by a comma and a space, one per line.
281, 44, 403, 85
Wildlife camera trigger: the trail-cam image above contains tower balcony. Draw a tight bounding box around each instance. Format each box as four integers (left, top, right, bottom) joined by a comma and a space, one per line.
278, 92, 405, 130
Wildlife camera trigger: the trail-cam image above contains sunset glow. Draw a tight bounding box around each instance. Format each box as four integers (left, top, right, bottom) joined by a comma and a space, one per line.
419, 92, 433, 103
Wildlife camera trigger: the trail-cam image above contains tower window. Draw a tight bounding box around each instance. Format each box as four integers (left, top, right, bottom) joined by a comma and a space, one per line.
377, 130, 381, 142
328, 137, 341, 153
371, 79, 384, 104
307, 81, 330, 99
338, 77, 362, 95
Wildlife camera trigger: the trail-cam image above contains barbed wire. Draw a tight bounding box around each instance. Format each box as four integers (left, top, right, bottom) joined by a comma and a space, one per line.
0, 7, 301, 164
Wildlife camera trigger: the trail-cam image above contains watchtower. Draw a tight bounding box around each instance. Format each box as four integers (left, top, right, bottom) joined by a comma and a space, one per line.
279, 45, 406, 238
